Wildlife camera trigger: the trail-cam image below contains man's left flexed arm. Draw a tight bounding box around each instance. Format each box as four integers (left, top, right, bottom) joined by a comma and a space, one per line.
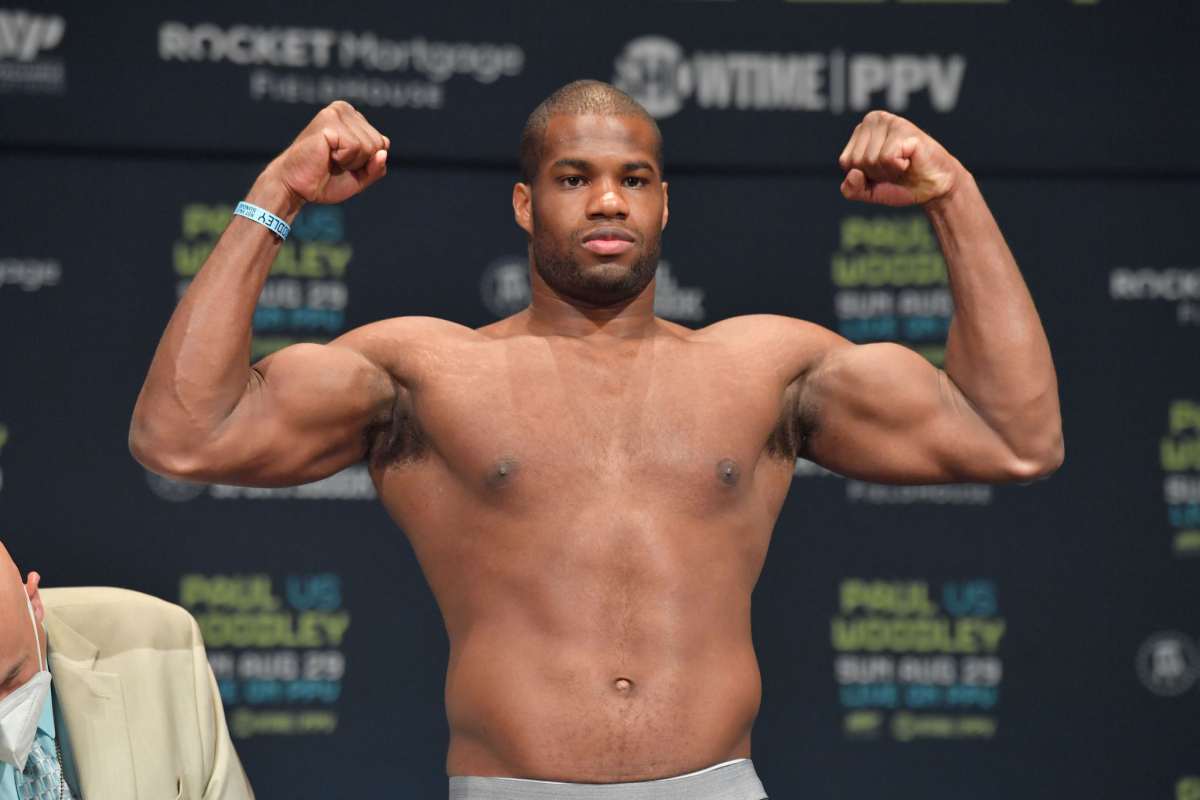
800, 112, 1063, 484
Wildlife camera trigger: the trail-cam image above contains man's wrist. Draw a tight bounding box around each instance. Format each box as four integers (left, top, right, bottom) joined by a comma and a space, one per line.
245, 166, 307, 223
922, 164, 977, 217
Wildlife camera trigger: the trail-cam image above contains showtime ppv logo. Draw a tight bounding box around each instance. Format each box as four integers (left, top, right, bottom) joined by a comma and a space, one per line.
613, 36, 965, 119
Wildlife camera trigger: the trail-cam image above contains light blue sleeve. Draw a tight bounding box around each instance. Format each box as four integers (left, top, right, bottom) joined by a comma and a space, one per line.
0, 760, 18, 800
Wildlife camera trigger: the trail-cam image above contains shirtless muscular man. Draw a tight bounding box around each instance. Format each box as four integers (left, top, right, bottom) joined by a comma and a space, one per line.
131, 81, 1062, 799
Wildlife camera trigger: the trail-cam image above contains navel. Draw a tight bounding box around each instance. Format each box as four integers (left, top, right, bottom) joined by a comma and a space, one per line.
487, 457, 519, 489
716, 458, 740, 487
613, 678, 633, 693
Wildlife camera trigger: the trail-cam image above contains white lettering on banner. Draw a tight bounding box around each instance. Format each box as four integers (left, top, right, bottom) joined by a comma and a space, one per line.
0, 258, 60, 291
158, 24, 337, 68
0, 9, 63, 61
848, 54, 966, 112
692, 52, 827, 111
479, 258, 705, 323
1164, 475, 1200, 505
147, 465, 377, 502
209, 466, 376, 500
846, 481, 993, 505
794, 455, 994, 506
1110, 268, 1200, 301
794, 458, 836, 478
248, 69, 443, 109
337, 33, 523, 83
614, 36, 966, 120
652, 262, 705, 322
480, 256, 532, 318
1110, 267, 1200, 328
0, 9, 65, 93
159, 22, 524, 84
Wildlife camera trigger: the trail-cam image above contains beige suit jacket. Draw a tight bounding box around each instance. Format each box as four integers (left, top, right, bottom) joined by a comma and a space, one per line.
41, 587, 254, 800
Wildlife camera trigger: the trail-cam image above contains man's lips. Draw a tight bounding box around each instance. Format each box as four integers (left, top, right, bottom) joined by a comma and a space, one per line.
580, 226, 636, 256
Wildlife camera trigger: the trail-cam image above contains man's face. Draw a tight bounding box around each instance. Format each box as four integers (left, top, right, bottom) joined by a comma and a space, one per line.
515, 114, 668, 307
0, 550, 41, 703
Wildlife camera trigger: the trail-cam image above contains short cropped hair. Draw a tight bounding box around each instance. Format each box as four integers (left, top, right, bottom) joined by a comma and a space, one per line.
519, 80, 664, 185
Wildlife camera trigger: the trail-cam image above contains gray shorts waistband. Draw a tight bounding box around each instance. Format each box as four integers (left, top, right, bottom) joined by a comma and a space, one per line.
449, 759, 767, 800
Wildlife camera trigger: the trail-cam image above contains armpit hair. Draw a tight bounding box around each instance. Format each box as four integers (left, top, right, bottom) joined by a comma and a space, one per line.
766, 380, 815, 461
364, 384, 428, 470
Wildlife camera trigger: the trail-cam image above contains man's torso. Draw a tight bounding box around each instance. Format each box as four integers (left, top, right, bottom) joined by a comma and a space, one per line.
356, 314, 813, 781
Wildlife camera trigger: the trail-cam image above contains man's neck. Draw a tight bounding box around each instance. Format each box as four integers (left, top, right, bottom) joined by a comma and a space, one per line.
524, 277, 659, 340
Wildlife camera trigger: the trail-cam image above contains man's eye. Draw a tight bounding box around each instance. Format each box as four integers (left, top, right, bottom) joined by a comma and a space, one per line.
563, 177, 583, 187
623, 177, 645, 188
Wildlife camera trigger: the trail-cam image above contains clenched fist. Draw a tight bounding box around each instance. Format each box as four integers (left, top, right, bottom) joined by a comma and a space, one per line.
838, 111, 964, 207
262, 101, 390, 213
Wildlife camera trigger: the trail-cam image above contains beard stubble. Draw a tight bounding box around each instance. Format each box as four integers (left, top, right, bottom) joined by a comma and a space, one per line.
530, 209, 661, 307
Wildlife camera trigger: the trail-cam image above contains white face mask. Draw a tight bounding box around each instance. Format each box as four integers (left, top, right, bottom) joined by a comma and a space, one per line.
0, 593, 51, 772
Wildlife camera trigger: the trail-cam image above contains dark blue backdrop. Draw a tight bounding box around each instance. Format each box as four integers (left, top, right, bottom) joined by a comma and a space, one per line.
1, 2, 1197, 798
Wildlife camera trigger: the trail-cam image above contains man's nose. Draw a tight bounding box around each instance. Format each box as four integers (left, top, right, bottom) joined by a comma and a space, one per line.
586, 181, 629, 219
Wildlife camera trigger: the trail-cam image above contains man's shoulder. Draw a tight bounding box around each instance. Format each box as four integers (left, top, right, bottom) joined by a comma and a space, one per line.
688, 314, 840, 348
332, 315, 490, 372
337, 315, 483, 349
679, 314, 849, 384
42, 587, 198, 650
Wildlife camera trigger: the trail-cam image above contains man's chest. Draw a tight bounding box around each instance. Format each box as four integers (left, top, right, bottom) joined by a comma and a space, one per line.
382, 343, 796, 498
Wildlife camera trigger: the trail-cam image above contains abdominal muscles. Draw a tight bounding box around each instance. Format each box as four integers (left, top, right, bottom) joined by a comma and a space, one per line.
428, 505, 766, 782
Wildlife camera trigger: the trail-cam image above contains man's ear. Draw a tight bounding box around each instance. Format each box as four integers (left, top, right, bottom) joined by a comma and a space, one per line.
24, 571, 43, 624
513, 182, 534, 236
661, 181, 669, 231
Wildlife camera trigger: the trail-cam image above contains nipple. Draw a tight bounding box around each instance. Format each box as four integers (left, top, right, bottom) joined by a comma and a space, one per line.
717, 458, 740, 487
613, 678, 633, 693
488, 457, 519, 489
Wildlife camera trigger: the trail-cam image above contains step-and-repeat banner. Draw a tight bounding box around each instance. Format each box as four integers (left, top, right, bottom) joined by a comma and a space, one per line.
3, 2, 1198, 171
1, 2, 1196, 799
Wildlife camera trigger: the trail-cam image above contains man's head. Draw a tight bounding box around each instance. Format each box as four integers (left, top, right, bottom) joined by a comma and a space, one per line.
513, 80, 668, 308
0, 542, 45, 703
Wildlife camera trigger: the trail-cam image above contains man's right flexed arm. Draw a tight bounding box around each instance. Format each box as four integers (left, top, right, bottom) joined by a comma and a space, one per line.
130, 102, 396, 487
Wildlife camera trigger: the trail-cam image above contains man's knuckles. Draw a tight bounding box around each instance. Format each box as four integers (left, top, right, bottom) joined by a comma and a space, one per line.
326, 99, 356, 117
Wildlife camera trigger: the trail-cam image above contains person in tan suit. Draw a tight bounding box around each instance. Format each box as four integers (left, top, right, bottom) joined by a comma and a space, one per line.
0, 542, 253, 799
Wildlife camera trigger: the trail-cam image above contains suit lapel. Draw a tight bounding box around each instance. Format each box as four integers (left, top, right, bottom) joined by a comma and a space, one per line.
44, 609, 139, 800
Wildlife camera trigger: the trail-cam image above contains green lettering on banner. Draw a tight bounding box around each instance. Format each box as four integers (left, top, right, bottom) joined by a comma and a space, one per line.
249, 336, 331, 361
182, 203, 235, 240
270, 242, 353, 278
179, 574, 281, 612
324, 243, 353, 277
1170, 401, 1200, 434
839, 579, 938, 616
194, 611, 351, 648
1161, 437, 1200, 471
1174, 530, 1200, 556
843, 711, 882, 736
832, 253, 948, 288
891, 712, 996, 742
831, 616, 1005, 653
230, 709, 338, 740
840, 216, 936, 252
